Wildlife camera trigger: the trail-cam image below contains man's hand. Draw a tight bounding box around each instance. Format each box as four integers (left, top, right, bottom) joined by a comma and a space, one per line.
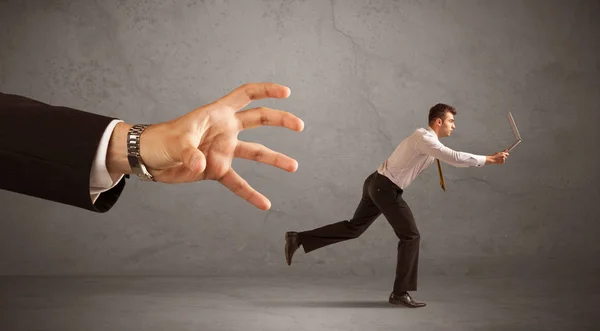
485, 149, 509, 164
107, 82, 304, 211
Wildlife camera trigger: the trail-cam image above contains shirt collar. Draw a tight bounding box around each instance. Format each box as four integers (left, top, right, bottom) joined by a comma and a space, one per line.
426, 126, 438, 140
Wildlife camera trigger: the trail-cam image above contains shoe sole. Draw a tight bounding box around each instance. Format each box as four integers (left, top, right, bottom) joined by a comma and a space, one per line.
388, 300, 426, 308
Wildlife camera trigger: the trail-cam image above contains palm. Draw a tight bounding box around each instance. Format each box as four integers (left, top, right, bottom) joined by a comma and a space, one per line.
141, 83, 304, 210
197, 114, 239, 181
153, 115, 239, 183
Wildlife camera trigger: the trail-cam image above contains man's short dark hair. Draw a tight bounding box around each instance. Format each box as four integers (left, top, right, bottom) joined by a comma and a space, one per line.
428, 103, 456, 125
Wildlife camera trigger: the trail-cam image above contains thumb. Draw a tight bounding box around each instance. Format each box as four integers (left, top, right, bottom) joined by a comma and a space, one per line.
181, 146, 207, 173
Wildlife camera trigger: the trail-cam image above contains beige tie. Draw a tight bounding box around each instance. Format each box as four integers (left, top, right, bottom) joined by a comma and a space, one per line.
436, 159, 446, 192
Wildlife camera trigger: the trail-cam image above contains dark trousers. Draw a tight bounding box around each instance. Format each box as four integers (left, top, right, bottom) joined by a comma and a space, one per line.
299, 171, 420, 293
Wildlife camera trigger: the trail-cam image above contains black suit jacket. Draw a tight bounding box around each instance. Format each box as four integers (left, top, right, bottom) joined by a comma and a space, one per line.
0, 92, 126, 212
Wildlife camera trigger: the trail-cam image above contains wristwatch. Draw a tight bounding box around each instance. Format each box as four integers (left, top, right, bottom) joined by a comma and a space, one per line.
127, 124, 155, 182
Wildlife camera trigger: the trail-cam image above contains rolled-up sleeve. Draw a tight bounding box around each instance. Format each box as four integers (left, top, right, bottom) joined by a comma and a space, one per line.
417, 134, 486, 168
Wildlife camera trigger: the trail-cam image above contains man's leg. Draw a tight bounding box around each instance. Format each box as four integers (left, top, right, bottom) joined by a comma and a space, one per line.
388, 196, 420, 293
285, 171, 382, 263
368, 172, 425, 308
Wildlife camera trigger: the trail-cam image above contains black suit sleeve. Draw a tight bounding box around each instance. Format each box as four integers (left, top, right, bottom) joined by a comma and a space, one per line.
0, 92, 127, 213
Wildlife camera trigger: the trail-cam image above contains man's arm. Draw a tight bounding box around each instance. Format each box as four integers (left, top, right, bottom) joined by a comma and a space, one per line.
0, 92, 127, 212
1, 83, 304, 212
417, 133, 508, 167
417, 133, 486, 168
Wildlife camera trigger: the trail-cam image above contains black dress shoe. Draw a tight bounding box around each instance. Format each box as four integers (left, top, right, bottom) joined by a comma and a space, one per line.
285, 231, 300, 265
388, 292, 426, 308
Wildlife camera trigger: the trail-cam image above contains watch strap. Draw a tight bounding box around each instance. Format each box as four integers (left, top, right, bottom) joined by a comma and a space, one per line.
127, 124, 155, 182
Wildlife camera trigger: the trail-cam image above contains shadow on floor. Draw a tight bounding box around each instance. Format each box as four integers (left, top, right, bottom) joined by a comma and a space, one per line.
253, 300, 405, 308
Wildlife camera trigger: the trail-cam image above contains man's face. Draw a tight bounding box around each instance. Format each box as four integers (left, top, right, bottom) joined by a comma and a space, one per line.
439, 112, 455, 137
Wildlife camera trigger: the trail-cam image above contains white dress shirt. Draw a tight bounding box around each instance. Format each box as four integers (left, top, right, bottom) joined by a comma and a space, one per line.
89, 119, 125, 204
377, 127, 486, 190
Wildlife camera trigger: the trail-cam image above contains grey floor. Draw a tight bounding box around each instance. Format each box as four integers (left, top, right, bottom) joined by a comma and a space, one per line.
1, 275, 598, 331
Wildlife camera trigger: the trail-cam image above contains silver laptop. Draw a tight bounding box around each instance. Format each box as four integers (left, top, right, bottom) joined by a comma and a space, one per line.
507, 111, 522, 152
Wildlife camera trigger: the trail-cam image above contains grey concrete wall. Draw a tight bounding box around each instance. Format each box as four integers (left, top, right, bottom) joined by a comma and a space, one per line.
0, 0, 598, 278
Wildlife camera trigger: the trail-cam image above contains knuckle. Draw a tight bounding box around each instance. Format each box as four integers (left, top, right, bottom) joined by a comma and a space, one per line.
235, 180, 247, 192
280, 113, 288, 126
260, 114, 270, 125
215, 165, 230, 180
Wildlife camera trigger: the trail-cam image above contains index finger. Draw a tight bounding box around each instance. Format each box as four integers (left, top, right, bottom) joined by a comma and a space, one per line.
218, 83, 291, 111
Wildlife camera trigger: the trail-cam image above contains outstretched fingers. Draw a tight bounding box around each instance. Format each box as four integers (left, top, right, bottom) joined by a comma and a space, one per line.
218, 83, 292, 111
236, 107, 304, 132
235, 141, 298, 172
218, 169, 271, 210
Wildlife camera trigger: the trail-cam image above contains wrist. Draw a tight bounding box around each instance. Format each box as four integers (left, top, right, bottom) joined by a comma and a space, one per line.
485, 156, 494, 165
106, 122, 134, 175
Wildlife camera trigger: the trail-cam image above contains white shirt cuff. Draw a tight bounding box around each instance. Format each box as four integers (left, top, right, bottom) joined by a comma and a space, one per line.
474, 155, 487, 167
90, 119, 125, 204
